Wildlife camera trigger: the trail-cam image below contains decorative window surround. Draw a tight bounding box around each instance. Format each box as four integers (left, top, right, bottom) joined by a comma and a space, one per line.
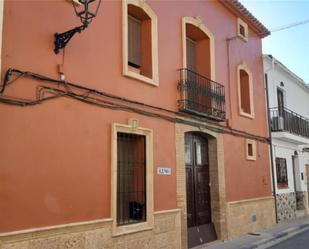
111, 119, 154, 236
246, 139, 256, 161
237, 62, 255, 119
237, 18, 248, 42
122, 0, 159, 86
181, 16, 216, 81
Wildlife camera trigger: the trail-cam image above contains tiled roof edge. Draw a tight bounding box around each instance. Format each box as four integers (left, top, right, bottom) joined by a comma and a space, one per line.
219, 0, 271, 38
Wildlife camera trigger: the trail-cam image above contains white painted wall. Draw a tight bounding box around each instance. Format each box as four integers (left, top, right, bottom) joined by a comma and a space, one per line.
297, 152, 308, 191
264, 56, 309, 118
264, 55, 309, 195
302, 151, 309, 191
272, 139, 296, 194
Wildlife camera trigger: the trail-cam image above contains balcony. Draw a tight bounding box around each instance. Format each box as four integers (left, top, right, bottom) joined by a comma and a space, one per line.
177, 68, 226, 121
270, 107, 309, 142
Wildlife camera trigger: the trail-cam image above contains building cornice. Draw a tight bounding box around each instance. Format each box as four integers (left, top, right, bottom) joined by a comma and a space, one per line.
219, 0, 270, 38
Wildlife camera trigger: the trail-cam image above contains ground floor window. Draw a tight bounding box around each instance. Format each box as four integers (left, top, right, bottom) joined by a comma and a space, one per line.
275, 157, 288, 188
111, 120, 153, 235
117, 132, 146, 225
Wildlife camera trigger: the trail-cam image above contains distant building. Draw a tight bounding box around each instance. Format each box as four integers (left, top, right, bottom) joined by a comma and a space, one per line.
0, 1, 274, 248
264, 54, 309, 222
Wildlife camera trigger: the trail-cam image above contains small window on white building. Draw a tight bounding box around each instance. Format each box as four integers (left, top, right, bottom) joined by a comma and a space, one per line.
276, 157, 288, 188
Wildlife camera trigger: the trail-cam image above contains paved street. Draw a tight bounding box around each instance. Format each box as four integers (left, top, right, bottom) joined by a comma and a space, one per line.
203, 216, 309, 249
268, 229, 309, 249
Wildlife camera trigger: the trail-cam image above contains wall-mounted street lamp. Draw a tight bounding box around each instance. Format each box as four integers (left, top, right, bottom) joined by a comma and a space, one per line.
54, 0, 101, 54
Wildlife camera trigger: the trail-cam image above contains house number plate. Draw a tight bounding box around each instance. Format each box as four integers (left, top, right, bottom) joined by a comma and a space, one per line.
157, 167, 172, 175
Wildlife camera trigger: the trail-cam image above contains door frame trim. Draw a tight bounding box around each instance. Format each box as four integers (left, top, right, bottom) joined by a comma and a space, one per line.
175, 123, 228, 249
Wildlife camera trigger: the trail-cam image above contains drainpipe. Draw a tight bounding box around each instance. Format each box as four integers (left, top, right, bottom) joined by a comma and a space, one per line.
226, 37, 237, 128
265, 72, 278, 223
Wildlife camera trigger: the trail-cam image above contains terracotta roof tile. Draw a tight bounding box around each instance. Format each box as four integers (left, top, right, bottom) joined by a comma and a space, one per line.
219, 0, 270, 38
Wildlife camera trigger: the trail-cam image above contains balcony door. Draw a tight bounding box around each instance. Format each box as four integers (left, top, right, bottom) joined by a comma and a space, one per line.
185, 132, 217, 248
186, 37, 196, 72
277, 88, 284, 117
185, 33, 212, 115
185, 38, 197, 111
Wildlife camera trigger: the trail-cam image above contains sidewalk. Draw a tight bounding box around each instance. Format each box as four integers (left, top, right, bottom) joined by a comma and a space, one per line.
195, 215, 309, 249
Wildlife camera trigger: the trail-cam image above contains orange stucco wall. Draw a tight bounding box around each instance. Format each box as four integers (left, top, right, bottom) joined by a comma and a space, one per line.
223, 134, 271, 201
0, 100, 176, 232
0, 0, 271, 232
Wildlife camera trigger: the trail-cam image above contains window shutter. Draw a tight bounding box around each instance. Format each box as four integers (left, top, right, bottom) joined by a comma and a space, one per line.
186, 38, 196, 72
128, 15, 141, 67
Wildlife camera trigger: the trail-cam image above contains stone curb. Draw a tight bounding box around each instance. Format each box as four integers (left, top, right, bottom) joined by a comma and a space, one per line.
239, 223, 309, 249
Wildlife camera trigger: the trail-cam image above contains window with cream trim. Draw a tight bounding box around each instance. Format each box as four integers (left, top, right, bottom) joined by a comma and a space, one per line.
122, 0, 159, 86
237, 18, 248, 42
237, 62, 255, 118
111, 119, 154, 235
246, 139, 256, 161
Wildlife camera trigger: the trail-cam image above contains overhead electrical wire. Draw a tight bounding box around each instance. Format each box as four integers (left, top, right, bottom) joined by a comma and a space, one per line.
0, 68, 269, 143
271, 19, 309, 32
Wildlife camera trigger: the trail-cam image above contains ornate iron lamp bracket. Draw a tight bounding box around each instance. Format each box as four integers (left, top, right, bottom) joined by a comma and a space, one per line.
54, 25, 85, 54
53, 0, 101, 54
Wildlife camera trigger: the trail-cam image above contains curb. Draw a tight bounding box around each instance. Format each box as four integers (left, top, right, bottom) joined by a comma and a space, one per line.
239, 223, 309, 249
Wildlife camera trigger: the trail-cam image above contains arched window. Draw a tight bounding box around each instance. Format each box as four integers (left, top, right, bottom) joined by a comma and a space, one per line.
122, 0, 158, 86
237, 63, 254, 118
182, 16, 215, 81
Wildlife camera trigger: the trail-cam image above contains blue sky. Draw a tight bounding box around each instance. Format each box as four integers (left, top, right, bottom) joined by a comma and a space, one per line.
240, 0, 309, 83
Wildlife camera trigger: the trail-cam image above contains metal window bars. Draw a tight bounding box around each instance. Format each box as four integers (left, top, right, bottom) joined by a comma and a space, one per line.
117, 133, 146, 226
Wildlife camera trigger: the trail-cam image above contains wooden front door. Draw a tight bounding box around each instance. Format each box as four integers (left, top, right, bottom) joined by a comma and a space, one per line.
185, 133, 217, 248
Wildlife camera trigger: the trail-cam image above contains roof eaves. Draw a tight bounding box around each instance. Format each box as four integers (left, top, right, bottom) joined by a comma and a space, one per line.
219, 0, 270, 38
264, 54, 309, 92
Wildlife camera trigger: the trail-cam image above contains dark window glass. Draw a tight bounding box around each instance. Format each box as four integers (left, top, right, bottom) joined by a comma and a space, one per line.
276, 157, 288, 188
248, 143, 253, 157
117, 133, 146, 225
239, 24, 246, 37
277, 88, 284, 116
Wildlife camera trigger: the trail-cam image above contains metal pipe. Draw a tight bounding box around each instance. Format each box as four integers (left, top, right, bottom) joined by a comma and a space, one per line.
265, 72, 278, 223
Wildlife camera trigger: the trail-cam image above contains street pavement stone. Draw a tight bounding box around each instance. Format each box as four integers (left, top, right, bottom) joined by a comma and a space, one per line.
266, 229, 309, 249
194, 215, 309, 249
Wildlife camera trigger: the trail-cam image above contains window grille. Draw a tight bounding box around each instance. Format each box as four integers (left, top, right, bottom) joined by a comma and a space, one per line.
239, 24, 246, 37
275, 157, 288, 188
117, 132, 146, 226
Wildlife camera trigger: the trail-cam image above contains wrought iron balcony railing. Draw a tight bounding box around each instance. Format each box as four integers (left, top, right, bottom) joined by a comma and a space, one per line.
270, 107, 309, 139
177, 68, 226, 121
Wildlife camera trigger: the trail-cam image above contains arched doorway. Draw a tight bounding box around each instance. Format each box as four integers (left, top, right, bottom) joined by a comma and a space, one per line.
185, 132, 217, 248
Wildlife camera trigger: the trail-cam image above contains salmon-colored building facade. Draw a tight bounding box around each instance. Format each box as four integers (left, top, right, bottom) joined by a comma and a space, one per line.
0, 1, 275, 248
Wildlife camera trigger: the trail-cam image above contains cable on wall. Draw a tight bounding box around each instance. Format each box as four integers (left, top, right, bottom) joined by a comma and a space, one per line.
0, 68, 269, 143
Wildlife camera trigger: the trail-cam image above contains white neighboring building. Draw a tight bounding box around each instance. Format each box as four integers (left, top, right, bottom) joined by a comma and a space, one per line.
264, 55, 309, 222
